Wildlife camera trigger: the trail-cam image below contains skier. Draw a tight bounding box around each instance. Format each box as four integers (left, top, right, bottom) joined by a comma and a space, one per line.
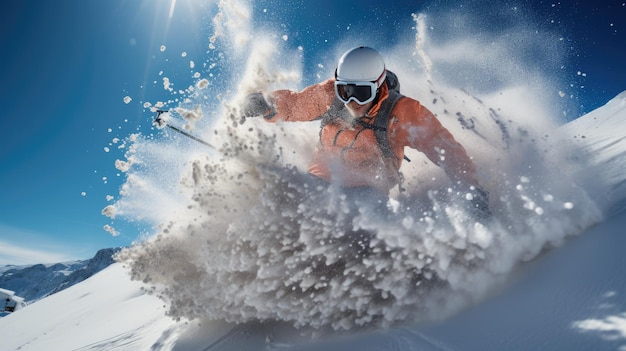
240, 46, 490, 220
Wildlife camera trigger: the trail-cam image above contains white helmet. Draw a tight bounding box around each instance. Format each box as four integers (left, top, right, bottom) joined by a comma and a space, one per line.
335, 46, 386, 86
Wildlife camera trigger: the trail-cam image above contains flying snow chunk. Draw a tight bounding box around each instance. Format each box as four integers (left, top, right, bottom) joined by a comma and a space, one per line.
282, 35, 288, 41
103, 224, 119, 236
102, 205, 117, 219
572, 313, 626, 337
115, 159, 132, 172
197, 79, 209, 89
176, 105, 203, 123
160, 45, 166, 52
81, 192, 86, 197
163, 77, 172, 91
123, 96, 132, 104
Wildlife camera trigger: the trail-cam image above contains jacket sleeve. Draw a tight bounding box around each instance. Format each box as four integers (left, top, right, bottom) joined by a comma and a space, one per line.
392, 98, 480, 187
265, 79, 336, 122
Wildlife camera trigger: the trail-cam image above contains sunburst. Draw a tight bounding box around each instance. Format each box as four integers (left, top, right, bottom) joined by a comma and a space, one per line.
168, 0, 177, 19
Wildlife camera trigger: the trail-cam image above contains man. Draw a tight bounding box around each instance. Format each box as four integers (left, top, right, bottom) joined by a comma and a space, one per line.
241, 46, 490, 219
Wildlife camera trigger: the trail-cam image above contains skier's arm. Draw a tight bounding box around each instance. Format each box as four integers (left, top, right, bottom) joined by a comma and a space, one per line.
270, 79, 336, 122
240, 79, 336, 122
393, 99, 492, 219
393, 98, 480, 187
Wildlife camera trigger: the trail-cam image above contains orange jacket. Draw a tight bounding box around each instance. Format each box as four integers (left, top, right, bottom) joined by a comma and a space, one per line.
266, 78, 479, 193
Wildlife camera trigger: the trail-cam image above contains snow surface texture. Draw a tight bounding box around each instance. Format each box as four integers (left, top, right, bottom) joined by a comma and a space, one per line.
106, 3, 605, 332
0, 264, 181, 350
561, 91, 626, 217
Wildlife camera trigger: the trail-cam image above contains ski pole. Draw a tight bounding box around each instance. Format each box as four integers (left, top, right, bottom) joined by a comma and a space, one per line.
154, 110, 215, 149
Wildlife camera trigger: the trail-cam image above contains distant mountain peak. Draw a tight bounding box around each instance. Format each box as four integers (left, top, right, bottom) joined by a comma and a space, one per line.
0, 247, 122, 308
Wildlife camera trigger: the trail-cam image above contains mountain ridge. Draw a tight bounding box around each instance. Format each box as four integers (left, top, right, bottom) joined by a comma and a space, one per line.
0, 247, 121, 305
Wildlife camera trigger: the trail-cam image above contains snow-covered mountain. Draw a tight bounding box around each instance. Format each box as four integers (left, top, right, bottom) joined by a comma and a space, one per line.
0, 247, 120, 304
0, 91, 624, 351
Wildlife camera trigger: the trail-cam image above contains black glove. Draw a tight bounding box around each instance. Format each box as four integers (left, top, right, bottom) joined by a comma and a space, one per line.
241, 92, 276, 119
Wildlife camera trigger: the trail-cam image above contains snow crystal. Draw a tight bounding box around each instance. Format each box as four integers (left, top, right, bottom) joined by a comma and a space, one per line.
123, 96, 132, 104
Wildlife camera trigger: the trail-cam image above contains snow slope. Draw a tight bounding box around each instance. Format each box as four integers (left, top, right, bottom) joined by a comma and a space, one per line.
420, 209, 626, 351
1, 91, 624, 351
0, 264, 180, 351
561, 91, 626, 217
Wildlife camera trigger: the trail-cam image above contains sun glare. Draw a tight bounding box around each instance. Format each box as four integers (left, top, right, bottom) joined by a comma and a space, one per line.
169, 0, 177, 19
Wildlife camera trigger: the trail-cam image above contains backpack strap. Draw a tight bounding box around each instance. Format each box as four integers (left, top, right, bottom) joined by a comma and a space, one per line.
356, 89, 409, 162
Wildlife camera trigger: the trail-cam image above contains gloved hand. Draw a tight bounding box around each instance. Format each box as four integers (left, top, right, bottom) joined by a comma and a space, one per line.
462, 185, 493, 222
240, 92, 276, 119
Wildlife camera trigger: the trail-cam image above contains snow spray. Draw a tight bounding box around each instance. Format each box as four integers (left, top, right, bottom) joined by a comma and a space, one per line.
108, 0, 602, 332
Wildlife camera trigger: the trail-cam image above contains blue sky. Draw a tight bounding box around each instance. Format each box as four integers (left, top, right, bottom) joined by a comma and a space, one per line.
0, 0, 624, 265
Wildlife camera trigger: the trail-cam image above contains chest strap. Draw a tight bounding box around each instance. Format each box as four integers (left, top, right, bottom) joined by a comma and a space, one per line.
356, 89, 409, 162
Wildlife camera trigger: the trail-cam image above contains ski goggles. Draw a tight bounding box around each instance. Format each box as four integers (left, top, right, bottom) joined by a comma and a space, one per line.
334, 80, 379, 105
